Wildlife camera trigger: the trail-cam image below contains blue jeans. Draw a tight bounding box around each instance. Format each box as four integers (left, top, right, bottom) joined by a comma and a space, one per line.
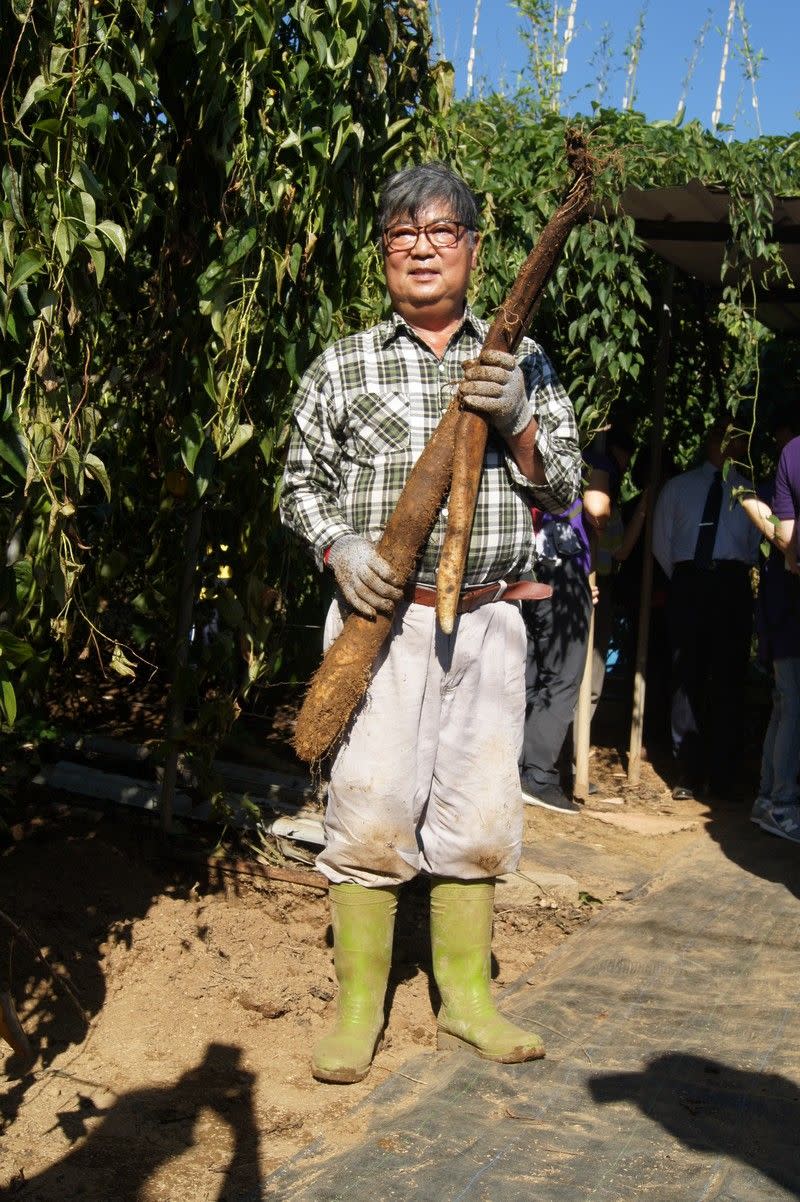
759, 657, 800, 805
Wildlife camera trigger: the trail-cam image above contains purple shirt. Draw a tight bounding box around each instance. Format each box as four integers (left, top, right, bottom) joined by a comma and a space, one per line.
757, 457, 800, 660
535, 450, 621, 576
773, 434, 800, 539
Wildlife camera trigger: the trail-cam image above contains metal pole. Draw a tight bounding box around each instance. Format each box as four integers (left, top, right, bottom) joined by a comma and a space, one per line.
627, 266, 674, 786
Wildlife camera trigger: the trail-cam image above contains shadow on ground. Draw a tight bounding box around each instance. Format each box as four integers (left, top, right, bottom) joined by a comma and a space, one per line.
8, 1042, 262, 1200
590, 1052, 800, 1198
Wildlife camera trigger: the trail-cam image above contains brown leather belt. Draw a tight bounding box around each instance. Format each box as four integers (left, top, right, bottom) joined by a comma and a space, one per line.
409, 579, 552, 614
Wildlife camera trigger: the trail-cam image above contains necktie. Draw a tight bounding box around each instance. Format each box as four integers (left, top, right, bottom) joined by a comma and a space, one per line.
693, 470, 723, 569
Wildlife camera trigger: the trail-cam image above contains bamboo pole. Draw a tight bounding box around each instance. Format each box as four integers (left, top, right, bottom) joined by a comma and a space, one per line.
627, 266, 674, 787
466, 0, 482, 96
712, 0, 737, 129
572, 535, 596, 801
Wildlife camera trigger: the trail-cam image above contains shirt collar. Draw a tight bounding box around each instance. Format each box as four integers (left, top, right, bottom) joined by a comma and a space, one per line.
380, 303, 484, 349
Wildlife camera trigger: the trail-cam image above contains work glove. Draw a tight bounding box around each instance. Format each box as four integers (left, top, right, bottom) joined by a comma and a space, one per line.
328, 533, 403, 618
460, 350, 534, 438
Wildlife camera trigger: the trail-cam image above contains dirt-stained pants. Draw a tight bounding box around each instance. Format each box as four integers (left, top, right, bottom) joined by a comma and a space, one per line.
316, 597, 527, 888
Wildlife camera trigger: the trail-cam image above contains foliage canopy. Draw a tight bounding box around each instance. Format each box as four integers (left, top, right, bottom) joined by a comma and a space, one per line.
1, 2, 799, 748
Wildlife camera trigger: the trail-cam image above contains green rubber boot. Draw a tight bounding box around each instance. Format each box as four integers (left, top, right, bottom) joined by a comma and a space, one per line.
311, 882, 398, 1083
430, 878, 545, 1063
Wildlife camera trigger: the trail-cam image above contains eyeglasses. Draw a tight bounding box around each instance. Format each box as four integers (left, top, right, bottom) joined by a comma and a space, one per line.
382, 219, 475, 253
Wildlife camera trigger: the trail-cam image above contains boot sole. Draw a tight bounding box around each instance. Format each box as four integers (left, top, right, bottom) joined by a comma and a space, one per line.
437, 1027, 546, 1063
311, 1035, 384, 1084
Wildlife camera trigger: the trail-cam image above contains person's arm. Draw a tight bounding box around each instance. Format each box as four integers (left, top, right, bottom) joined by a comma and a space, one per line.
651, 480, 674, 578
582, 467, 612, 533
280, 364, 354, 569
783, 520, 798, 572
738, 493, 794, 553
613, 491, 648, 562
280, 369, 402, 617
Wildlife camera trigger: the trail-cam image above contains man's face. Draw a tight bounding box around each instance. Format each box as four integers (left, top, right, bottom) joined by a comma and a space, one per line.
382, 200, 479, 322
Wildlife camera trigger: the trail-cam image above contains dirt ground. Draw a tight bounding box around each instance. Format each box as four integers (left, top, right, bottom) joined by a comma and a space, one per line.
0, 679, 733, 1200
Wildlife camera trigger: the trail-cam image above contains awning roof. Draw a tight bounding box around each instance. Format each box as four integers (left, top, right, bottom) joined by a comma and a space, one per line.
619, 179, 800, 333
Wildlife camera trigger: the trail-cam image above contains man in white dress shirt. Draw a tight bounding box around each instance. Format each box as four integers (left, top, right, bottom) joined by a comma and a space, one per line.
653, 420, 760, 800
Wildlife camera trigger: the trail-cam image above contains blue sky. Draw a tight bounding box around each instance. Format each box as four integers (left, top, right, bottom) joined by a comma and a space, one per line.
432, 0, 799, 138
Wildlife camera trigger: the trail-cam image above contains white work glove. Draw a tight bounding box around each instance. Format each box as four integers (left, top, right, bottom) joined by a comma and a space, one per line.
328, 534, 403, 618
460, 349, 534, 438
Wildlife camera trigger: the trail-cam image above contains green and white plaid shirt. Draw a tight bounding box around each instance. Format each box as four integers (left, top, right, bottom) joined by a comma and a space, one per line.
281, 305, 581, 586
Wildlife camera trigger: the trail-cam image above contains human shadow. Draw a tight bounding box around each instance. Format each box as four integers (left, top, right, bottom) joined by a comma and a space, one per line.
0, 800, 239, 1131
11, 1042, 262, 1201
589, 1052, 800, 1198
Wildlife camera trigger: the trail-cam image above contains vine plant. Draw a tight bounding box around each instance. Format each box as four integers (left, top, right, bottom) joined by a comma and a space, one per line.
0, 0, 444, 753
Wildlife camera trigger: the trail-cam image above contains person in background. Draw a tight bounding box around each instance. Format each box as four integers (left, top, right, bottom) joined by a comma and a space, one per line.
652, 419, 761, 801
519, 426, 634, 814
581, 427, 636, 722
738, 413, 800, 844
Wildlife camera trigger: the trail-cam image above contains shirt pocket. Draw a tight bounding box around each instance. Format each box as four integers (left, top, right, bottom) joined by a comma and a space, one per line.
345, 391, 410, 462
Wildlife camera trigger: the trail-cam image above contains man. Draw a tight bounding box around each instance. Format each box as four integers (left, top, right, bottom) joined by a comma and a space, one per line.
652, 420, 760, 801
281, 162, 580, 1083
738, 420, 800, 843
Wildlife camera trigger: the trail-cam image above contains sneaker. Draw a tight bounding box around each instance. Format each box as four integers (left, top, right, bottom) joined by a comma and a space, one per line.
520, 779, 580, 814
757, 803, 800, 844
750, 795, 772, 825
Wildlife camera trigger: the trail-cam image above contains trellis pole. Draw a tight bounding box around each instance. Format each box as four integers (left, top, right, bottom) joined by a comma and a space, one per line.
627, 266, 674, 786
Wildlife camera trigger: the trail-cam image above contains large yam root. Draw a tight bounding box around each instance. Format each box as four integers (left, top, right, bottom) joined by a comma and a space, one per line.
435, 409, 488, 635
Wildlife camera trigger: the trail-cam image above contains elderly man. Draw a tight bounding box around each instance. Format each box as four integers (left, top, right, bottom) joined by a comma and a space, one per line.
281, 162, 580, 1083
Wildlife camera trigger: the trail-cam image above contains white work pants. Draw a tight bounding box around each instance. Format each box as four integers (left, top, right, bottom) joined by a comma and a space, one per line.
317, 597, 526, 887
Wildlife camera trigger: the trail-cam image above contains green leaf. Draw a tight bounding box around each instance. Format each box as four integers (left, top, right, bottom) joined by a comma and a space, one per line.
53, 217, 71, 266
16, 74, 47, 122
80, 191, 97, 233
113, 72, 137, 108
86, 240, 106, 284
9, 249, 45, 290
0, 629, 35, 665
180, 412, 205, 473
0, 672, 17, 727
221, 423, 254, 460
84, 451, 111, 500
96, 59, 113, 94
0, 433, 26, 478
97, 220, 127, 260
194, 440, 215, 497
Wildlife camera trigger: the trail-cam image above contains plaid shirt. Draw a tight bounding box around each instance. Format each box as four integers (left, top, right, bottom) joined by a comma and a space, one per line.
280, 305, 580, 586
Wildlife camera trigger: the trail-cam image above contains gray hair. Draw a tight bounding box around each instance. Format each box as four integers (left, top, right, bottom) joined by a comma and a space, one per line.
378, 162, 480, 231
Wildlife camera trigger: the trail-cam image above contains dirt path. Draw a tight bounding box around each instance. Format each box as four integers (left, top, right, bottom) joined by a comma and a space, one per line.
1, 750, 710, 1201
